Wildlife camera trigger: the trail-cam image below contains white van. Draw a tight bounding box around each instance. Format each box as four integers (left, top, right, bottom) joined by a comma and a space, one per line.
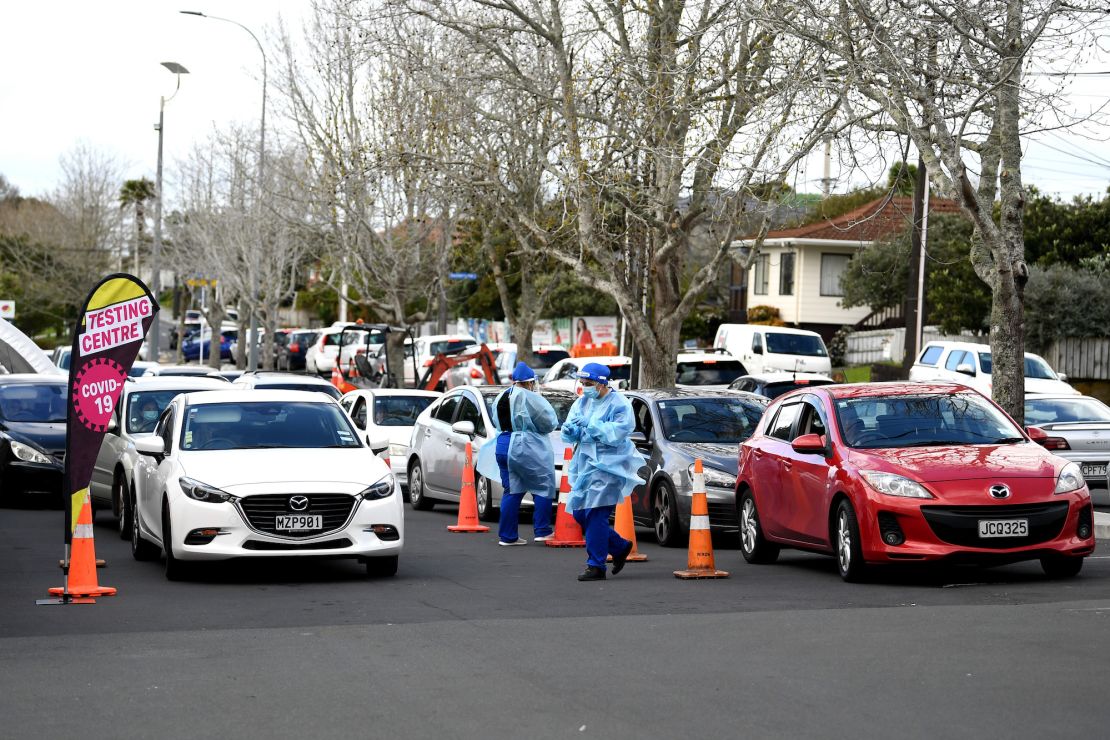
713, 324, 832, 376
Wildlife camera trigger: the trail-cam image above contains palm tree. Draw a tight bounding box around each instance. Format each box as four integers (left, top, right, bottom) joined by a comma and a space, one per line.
119, 178, 156, 275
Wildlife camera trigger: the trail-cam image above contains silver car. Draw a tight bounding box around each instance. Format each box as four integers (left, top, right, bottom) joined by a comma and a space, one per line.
405, 385, 576, 521
90, 376, 230, 539
1025, 393, 1110, 504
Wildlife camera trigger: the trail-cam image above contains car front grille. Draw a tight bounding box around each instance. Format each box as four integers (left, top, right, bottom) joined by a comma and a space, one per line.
920, 502, 1069, 549
237, 494, 356, 538
707, 502, 739, 531
242, 537, 353, 551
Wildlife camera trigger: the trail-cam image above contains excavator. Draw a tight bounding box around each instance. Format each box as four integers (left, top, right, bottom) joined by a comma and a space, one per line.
417, 343, 501, 390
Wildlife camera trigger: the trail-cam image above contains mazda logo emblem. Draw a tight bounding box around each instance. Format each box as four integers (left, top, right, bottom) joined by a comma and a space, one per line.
989, 484, 1010, 499
288, 495, 310, 511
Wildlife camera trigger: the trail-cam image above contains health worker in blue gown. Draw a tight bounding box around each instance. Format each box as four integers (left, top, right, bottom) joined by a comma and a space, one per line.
560, 362, 643, 581
475, 362, 558, 545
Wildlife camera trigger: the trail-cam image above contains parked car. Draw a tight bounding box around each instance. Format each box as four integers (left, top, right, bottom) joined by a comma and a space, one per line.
729, 372, 837, 399
130, 390, 402, 579
181, 328, 237, 362
340, 389, 441, 486
374, 334, 480, 387
713, 324, 832, 376
541, 356, 632, 393
277, 329, 319, 372
153, 365, 230, 380
51, 346, 72, 371
908, 340, 1077, 396
406, 386, 576, 521
129, 361, 160, 377
232, 371, 343, 400
0, 375, 67, 504
735, 382, 1094, 581
493, 344, 571, 378
90, 376, 231, 538
674, 350, 747, 390
625, 389, 769, 546
1025, 393, 1110, 505
306, 326, 378, 376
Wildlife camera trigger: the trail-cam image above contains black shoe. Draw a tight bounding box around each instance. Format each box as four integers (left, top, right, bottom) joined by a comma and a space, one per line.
577, 566, 606, 581
611, 542, 634, 575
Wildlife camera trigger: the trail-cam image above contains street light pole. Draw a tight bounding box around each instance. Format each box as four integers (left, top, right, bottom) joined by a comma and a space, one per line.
151, 61, 189, 363
181, 10, 267, 371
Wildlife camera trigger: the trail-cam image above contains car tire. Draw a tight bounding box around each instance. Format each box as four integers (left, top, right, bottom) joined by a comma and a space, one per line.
475, 475, 497, 522
162, 499, 190, 581
114, 472, 131, 540
365, 555, 399, 577
1040, 555, 1084, 579
130, 488, 159, 561
652, 479, 685, 548
408, 460, 434, 511
739, 490, 780, 564
834, 499, 867, 583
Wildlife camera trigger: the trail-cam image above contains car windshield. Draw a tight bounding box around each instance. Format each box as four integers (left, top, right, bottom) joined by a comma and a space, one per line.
834, 393, 1024, 448
977, 352, 1058, 380
481, 390, 576, 428
604, 364, 632, 381
763, 379, 836, 399
428, 339, 477, 356
256, 382, 342, 401
128, 365, 150, 377
1025, 397, 1110, 425
373, 395, 437, 426
0, 383, 67, 422
658, 397, 766, 443
127, 390, 190, 433
181, 401, 361, 450
676, 360, 746, 385
765, 333, 827, 357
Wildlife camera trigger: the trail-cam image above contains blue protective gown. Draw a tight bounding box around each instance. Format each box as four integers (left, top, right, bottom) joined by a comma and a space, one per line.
560, 390, 643, 513
475, 387, 559, 498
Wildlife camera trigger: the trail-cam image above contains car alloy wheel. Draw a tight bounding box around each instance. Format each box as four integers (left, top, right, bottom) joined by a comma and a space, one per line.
114, 473, 131, 540
131, 489, 159, 561
739, 492, 779, 564
653, 481, 683, 548
475, 476, 496, 522
835, 500, 866, 583
408, 461, 434, 511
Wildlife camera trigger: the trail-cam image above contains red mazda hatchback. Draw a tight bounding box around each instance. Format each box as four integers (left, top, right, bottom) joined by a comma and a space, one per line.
736, 382, 1094, 581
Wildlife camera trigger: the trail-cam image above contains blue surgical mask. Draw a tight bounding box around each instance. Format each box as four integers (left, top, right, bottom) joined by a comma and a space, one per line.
582, 385, 600, 400
142, 410, 158, 421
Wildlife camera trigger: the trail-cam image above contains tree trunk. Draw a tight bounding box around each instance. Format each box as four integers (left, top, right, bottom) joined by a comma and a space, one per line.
203, 304, 226, 370
384, 328, 408, 388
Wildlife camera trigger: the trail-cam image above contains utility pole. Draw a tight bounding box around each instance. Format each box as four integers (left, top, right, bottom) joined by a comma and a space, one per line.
903, 158, 929, 372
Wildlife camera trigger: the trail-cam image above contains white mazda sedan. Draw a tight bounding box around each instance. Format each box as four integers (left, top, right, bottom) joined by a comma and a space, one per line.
130, 390, 402, 580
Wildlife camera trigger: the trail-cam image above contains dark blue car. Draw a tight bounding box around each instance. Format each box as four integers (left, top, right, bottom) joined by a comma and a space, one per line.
181, 329, 236, 361
0, 375, 67, 504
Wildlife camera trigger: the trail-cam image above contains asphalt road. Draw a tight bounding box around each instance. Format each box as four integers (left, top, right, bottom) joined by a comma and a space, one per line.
3, 499, 1110, 738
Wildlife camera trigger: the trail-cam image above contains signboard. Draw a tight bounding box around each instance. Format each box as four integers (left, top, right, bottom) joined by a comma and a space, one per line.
0, 300, 14, 319
572, 316, 619, 348
533, 319, 573, 348
448, 272, 478, 281
64, 275, 158, 542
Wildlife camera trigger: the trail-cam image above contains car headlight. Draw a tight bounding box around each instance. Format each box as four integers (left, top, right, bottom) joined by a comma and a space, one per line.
687, 463, 736, 490
861, 471, 935, 499
1055, 462, 1084, 494
10, 440, 52, 464
388, 443, 407, 458
179, 477, 237, 503
360, 473, 396, 500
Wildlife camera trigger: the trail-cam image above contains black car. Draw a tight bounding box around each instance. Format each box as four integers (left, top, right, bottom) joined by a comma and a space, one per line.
728, 372, 837, 399
277, 329, 319, 372
624, 388, 770, 546
0, 375, 68, 503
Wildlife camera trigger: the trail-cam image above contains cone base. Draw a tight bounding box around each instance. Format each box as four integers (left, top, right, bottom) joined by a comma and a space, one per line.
447, 525, 490, 533
544, 540, 586, 548
47, 585, 117, 597
606, 553, 648, 562
36, 596, 97, 605
673, 568, 730, 579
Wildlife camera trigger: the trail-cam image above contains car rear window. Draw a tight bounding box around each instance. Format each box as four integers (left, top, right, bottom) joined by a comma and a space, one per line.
1025, 397, 1110, 425
765, 333, 827, 357
531, 349, 569, 369
676, 360, 746, 385
918, 346, 943, 366
428, 340, 477, 356
256, 382, 343, 400
763, 379, 836, 399
373, 396, 437, 426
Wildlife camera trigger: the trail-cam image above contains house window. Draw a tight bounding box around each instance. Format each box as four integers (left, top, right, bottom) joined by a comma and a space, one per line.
753, 254, 769, 296
820, 253, 851, 297
779, 252, 795, 296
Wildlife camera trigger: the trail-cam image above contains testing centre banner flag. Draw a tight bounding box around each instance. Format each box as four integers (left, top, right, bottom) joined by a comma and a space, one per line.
64, 274, 158, 544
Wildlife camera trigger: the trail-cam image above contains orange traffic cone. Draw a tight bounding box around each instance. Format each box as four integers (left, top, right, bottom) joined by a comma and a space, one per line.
608, 494, 648, 563
448, 441, 490, 533
48, 489, 117, 600
546, 447, 585, 548
674, 459, 729, 579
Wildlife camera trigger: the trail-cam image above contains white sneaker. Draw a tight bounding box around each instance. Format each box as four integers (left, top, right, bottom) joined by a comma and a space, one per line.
498, 538, 528, 546
533, 534, 555, 542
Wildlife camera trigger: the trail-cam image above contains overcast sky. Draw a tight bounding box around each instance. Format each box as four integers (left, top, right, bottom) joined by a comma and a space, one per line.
2, 1, 1108, 203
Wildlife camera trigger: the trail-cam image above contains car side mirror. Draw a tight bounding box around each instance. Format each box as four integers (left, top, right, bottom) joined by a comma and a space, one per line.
752, 345, 763, 355
955, 363, 976, 376
791, 433, 827, 455
367, 435, 389, 455
106, 415, 119, 433
135, 436, 165, 457
630, 431, 649, 446
1057, 373, 1068, 383
451, 420, 476, 437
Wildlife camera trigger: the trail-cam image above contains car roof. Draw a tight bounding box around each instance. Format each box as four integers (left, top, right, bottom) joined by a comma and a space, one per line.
627, 388, 768, 403
558, 355, 631, 365
921, 340, 1048, 360
739, 372, 835, 383
343, 388, 441, 399
820, 381, 979, 400
0, 373, 67, 385
676, 352, 743, 361
127, 376, 230, 391
1025, 393, 1105, 403
238, 371, 333, 385
182, 389, 338, 405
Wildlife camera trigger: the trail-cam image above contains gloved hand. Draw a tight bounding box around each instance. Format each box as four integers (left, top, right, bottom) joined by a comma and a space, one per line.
562, 419, 583, 438
584, 419, 604, 441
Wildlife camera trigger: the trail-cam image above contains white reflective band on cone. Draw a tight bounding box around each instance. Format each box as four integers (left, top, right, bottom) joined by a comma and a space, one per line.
559, 488, 569, 503
689, 515, 710, 530
74, 524, 95, 539
693, 472, 705, 492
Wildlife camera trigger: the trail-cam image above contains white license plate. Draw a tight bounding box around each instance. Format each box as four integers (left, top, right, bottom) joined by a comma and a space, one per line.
1081, 463, 1107, 478
978, 519, 1028, 538
275, 514, 323, 531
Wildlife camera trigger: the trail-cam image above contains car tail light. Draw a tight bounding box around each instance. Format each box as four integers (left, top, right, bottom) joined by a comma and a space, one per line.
289, 342, 300, 353
423, 359, 433, 367
470, 368, 482, 379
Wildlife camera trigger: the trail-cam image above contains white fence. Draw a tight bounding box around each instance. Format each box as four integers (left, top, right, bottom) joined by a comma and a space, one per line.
844, 328, 983, 366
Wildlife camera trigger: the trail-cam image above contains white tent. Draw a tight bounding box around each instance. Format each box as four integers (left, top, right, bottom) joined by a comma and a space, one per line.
0, 317, 62, 375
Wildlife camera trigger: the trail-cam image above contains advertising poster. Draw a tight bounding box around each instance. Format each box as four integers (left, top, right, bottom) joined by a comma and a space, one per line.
64, 275, 158, 543
532, 319, 574, 348
572, 316, 619, 348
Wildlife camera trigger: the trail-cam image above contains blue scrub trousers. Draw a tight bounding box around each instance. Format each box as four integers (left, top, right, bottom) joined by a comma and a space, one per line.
495, 432, 554, 542
572, 505, 630, 569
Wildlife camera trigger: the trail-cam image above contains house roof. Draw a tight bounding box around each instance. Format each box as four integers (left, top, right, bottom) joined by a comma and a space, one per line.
757, 196, 962, 243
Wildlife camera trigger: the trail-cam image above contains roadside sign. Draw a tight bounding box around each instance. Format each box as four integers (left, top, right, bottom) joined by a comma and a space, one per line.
448, 272, 478, 281
0, 300, 14, 318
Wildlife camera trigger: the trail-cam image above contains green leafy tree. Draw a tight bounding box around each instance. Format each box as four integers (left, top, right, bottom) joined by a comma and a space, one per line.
1024, 264, 1110, 353
1023, 187, 1110, 267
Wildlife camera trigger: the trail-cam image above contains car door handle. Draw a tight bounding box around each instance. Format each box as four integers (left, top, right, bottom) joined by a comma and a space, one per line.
782, 461, 792, 471
752, 449, 763, 458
